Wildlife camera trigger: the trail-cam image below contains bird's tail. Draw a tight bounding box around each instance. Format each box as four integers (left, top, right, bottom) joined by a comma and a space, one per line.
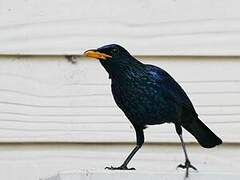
182, 117, 222, 148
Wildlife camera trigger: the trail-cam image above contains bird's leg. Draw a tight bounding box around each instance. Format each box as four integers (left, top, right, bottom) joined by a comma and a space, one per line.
105, 126, 144, 170
177, 134, 198, 177
105, 145, 142, 170
175, 124, 198, 178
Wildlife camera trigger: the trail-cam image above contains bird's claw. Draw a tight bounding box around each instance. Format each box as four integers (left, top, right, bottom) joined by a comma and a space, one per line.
176, 160, 198, 178
105, 165, 136, 170
177, 163, 197, 171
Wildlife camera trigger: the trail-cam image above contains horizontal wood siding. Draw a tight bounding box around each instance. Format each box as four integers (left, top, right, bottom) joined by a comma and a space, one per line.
0, 144, 239, 180
1, 0, 240, 55
0, 55, 239, 143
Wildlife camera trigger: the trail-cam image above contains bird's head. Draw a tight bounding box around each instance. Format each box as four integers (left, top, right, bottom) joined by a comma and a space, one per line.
83, 44, 143, 78
83, 44, 131, 61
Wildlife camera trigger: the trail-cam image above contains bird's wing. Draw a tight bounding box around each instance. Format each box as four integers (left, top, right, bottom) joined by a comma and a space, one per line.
145, 64, 196, 114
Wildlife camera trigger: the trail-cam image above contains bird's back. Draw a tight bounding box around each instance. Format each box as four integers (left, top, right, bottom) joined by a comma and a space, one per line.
145, 64, 197, 114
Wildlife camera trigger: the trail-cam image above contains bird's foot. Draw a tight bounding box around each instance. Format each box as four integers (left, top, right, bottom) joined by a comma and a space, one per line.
177, 159, 198, 178
105, 165, 136, 170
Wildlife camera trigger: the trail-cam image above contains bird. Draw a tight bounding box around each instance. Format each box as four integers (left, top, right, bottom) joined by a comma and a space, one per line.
83, 44, 222, 177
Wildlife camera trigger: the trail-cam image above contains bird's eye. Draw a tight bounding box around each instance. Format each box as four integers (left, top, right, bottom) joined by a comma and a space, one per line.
111, 48, 119, 54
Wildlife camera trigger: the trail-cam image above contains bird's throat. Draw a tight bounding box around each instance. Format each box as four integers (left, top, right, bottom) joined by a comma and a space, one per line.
100, 59, 145, 81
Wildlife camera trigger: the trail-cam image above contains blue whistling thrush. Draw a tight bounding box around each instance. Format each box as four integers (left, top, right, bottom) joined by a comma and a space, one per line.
83, 44, 222, 178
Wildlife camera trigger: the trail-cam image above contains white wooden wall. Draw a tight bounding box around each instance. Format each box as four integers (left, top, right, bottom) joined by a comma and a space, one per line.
1, 0, 240, 144
0, 0, 240, 144
1, 1, 240, 180
0, 56, 239, 144
1, 0, 240, 56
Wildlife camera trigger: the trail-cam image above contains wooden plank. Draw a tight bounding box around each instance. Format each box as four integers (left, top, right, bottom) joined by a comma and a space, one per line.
0, 55, 239, 143
0, 144, 238, 180
1, 0, 240, 55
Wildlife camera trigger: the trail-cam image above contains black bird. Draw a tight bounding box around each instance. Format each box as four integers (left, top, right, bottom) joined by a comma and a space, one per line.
83, 44, 222, 177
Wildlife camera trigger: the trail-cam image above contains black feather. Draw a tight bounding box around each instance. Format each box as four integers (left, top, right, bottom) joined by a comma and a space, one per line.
96, 44, 222, 148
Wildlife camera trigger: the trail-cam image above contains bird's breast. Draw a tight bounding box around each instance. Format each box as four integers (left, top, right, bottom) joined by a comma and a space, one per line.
111, 78, 168, 125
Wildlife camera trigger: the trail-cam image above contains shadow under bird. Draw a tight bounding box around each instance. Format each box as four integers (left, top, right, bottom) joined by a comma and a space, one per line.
83, 44, 222, 178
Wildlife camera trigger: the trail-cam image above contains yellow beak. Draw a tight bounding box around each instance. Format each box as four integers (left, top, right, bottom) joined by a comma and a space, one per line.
83, 50, 112, 60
